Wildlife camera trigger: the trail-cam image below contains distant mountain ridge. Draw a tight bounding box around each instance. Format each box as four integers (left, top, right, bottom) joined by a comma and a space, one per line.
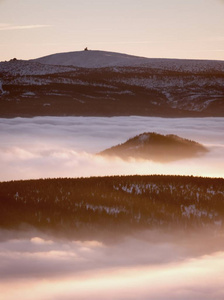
30, 49, 224, 71
0, 50, 224, 118
31, 50, 147, 69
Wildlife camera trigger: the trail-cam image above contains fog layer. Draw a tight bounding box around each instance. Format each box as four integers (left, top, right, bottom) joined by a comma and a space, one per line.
0, 230, 224, 300
0, 116, 224, 180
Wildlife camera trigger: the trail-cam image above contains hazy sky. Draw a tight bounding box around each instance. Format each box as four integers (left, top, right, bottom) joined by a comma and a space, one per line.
0, 0, 224, 61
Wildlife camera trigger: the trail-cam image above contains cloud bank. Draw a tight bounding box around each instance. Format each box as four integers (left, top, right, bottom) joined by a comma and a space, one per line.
0, 116, 223, 299
0, 230, 224, 300
0, 116, 223, 181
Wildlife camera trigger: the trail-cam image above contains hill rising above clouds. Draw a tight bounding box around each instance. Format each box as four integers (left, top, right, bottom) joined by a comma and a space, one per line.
99, 132, 208, 162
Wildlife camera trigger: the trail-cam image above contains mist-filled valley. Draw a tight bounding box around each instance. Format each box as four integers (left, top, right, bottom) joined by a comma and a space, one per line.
1, 116, 224, 300
1, 0, 224, 298
1, 228, 224, 300
1, 175, 224, 300
0, 116, 224, 180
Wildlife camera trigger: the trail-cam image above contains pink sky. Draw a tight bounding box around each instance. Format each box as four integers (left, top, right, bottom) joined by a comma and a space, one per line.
0, 0, 224, 61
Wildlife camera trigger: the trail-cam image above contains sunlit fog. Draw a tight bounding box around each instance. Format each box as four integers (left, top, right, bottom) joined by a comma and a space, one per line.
1, 116, 224, 300
1, 0, 224, 298
1, 230, 224, 300
0, 116, 223, 181
0, 117, 224, 180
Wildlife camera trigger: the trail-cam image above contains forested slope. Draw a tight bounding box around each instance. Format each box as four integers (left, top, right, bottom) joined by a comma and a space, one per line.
0, 175, 223, 239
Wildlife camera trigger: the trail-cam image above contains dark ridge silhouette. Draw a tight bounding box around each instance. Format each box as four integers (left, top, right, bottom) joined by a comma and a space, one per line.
0, 175, 223, 240
99, 132, 208, 162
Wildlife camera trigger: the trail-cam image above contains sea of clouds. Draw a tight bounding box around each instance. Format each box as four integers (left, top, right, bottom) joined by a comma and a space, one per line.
1, 116, 224, 299
0, 116, 224, 180
0, 229, 224, 300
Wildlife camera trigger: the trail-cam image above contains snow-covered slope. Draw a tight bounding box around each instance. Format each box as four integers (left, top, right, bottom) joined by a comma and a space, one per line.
31, 50, 224, 72
1, 50, 224, 117
31, 50, 148, 68
1, 50, 224, 75
0, 60, 75, 76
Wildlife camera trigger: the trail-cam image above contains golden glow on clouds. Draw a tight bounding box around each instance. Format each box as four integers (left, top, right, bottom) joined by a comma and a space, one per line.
1, 250, 224, 300
1, 230, 224, 300
0, 116, 223, 180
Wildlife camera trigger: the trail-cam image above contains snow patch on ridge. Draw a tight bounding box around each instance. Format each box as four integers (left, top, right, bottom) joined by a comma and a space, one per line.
31, 50, 224, 71
0, 60, 75, 76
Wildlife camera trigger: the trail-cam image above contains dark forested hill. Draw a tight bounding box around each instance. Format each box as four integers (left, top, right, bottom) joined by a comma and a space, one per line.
99, 132, 208, 162
0, 175, 223, 239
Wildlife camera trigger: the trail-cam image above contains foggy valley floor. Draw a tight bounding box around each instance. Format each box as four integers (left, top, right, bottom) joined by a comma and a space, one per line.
0, 116, 224, 300
1, 226, 224, 300
0, 9, 224, 300
1, 0, 224, 294
0, 116, 224, 180
0, 175, 224, 300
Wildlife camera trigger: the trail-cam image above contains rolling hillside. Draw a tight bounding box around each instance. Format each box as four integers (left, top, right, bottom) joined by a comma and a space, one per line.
0, 175, 223, 239
0, 50, 224, 117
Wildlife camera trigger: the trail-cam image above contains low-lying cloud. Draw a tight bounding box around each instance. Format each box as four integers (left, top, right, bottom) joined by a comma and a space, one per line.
0, 116, 223, 181
0, 229, 224, 300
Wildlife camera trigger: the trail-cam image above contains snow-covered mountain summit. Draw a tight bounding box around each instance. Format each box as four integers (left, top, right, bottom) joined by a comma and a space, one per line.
31, 50, 224, 72
31, 50, 149, 68
1, 50, 224, 117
